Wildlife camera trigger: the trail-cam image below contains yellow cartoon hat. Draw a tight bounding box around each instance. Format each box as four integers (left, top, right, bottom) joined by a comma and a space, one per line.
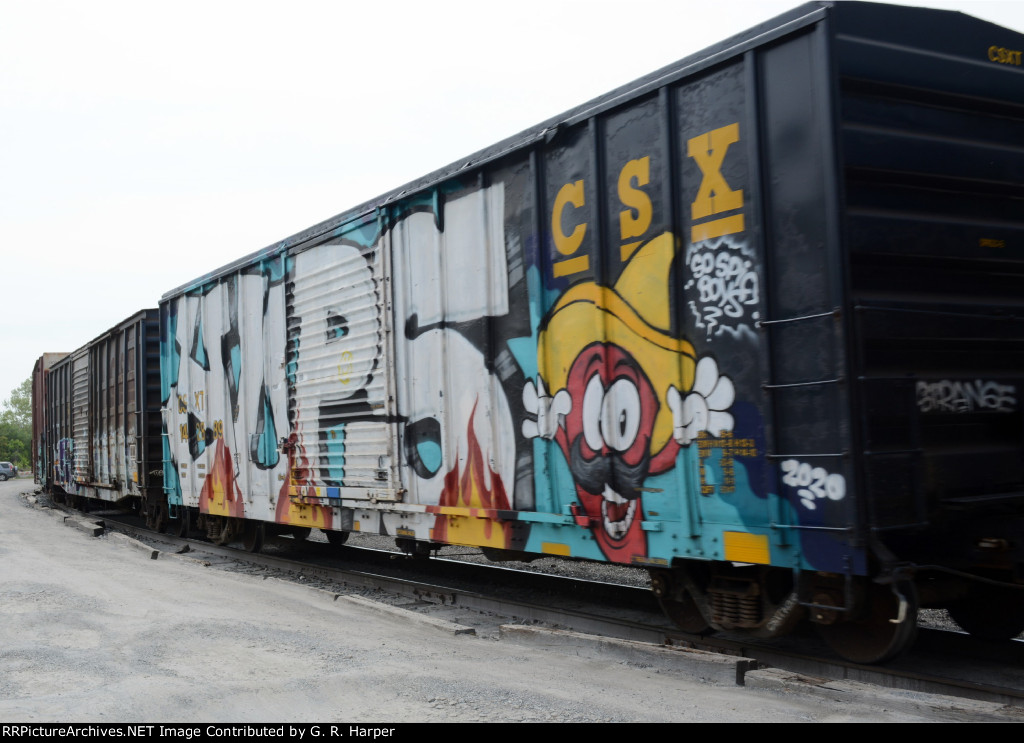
538, 231, 696, 452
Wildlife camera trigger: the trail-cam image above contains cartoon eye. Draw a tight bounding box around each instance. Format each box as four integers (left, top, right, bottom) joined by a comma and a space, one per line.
601, 379, 641, 452
404, 417, 442, 479
582, 375, 605, 452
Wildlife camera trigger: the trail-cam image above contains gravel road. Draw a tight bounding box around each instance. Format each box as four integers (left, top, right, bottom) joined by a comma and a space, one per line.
0, 479, 1010, 723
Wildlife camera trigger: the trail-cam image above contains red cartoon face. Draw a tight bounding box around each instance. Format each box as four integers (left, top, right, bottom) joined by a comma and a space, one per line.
561, 343, 662, 561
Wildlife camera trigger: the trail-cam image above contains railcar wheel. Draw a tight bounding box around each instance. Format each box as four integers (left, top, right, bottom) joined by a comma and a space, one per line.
242, 522, 264, 553
658, 594, 711, 634
151, 501, 168, 534
649, 570, 710, 634
816, 580, 918, 664
175, 508, 191, 539
213, 516, 241, 545
947, 586, 1024, 642
396, 537, 432, 557
325, 530, 349, 548
290, 526, 311, 541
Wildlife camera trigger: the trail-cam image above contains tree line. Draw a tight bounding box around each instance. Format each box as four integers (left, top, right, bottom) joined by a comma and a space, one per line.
1, 378, 31, 468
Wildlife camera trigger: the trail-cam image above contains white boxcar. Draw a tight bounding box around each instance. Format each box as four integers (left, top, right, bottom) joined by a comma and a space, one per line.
160, 189, 516, 551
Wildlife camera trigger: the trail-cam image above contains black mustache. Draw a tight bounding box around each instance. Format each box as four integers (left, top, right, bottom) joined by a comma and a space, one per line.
568, 435, 650, 500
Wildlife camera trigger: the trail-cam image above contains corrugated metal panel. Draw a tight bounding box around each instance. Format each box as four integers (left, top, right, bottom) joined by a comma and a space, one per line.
71, 350, 89, 484
288, 241, 393, 493
124, 323, 138, 492
47, 356, 76, 494
85, 319, 143, 495
91, 338, 115, 485
137, 311, 163, 494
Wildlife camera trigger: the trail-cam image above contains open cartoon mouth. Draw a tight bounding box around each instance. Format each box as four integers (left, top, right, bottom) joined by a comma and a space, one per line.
600, 484, 638, 540
569, 436, 648, 543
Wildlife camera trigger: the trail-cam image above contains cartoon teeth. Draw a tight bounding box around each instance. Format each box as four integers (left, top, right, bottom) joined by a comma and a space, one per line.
600, 484, 637, 540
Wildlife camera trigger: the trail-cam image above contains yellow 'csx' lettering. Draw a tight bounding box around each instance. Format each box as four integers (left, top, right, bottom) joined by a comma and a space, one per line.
989, 46, 1022, 65
618, 156, 652, 261
549, 122, 746, 277
687, 123, 744, 243
551, 157, 654, 277
552, 180, 588, 276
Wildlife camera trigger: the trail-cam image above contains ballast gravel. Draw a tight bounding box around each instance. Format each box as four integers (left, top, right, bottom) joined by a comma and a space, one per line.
0, 479, 1007, 723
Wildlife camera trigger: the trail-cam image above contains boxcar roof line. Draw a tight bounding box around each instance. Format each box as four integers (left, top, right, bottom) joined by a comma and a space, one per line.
161, 1, 850, 300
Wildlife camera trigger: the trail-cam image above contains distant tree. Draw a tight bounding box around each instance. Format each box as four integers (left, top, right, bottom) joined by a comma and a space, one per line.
0, 436, 27, 467
0, 427, 29, 467
0, 378, 31, 429
0, 378, 32, 467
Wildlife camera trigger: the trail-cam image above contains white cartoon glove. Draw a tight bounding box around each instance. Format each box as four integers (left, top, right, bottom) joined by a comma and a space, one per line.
522, 377, 572, 440
668, 357, 735, 445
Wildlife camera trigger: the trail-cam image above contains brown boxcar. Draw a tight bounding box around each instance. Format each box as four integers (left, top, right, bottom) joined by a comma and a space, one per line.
31, 352, 69, 486
40, 310, 162, 517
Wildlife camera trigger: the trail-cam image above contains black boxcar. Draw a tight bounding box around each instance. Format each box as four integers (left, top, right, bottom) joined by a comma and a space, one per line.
158, 1, 1024, 662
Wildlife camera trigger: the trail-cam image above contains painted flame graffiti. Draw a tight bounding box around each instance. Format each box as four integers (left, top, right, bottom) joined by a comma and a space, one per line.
199, 440, 245, 518
431, 402, 512, 548
275, 431, 334, 530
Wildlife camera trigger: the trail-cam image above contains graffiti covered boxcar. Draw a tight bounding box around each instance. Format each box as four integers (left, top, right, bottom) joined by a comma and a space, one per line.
35, 310, 163, 514
31, 352, 68, 486
33, 1, 1024, 663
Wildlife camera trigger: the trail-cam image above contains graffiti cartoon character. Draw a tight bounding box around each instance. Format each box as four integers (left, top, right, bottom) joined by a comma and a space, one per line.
389, 185, 519, 548
523, 232, 735, 562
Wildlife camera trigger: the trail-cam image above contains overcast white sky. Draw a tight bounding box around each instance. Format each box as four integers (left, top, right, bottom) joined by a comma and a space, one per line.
2, 0, 1023, 404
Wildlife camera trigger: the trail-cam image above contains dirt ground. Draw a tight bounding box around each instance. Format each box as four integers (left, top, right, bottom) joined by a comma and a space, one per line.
0, 478, 1013, 723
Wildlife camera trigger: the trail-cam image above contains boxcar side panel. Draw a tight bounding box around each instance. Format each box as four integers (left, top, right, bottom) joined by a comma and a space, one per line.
287, 234, 396, 505
70, 350, 90, 487
834, 3, 1024, 571
757, 27, 860, 573
162, 256, 308, 530
32, 352, 68, 486
155, 19, 868, 575
45, 351, 79, 496
265, 44, 834, 572
389, 183, 515, 543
